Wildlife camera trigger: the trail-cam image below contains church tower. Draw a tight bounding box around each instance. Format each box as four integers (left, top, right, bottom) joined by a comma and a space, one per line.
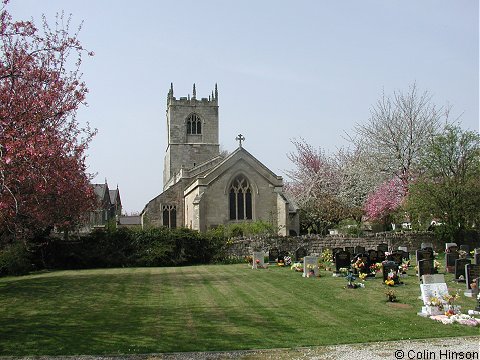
163, 83, 220, 189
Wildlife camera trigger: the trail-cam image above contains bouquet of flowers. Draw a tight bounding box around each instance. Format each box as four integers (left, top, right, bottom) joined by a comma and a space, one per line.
290, 262, 303, 272
353, 259, 365, 271
369, 263, 382, 274
385, 270, 399, 286
283, 256, 292, 266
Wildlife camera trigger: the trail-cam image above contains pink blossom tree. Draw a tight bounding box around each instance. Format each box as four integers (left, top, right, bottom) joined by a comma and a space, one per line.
364, 177, 406, 225
0, 1, 96, 245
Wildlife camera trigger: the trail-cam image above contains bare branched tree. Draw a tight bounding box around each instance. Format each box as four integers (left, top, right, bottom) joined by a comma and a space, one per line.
350, 83, 447, 189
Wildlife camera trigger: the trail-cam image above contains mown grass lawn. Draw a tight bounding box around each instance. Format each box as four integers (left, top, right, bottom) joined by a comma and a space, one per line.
0, 262, 478, 356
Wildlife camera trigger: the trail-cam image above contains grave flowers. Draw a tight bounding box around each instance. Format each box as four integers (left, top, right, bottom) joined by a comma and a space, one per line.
385, 289, 397, 302
353, 259, 366, 272
369, 263, 382, 275
385, 270, 400, 286
291, 262, 303, 272
306, 264, 316, 277
358, 272, 368, 281
283, 256, 292, 266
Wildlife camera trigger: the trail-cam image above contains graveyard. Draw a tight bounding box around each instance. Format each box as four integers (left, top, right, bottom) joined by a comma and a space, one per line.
0, 244, 479, 356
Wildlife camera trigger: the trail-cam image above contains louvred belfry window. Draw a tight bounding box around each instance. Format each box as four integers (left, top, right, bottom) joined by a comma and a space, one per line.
186, 113, 202, 134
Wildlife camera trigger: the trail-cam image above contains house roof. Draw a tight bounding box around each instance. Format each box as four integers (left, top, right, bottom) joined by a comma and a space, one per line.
109, 189, 121, 205
93, 183, 108, 200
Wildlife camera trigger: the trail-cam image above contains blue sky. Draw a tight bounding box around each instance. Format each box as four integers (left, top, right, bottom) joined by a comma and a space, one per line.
8, 1, 479, 213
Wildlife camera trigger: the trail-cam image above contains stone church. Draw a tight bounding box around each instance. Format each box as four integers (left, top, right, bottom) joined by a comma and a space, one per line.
141, 84, 299, 236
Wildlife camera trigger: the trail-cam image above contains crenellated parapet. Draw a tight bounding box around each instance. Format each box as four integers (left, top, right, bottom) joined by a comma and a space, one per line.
167, 83, 218, 106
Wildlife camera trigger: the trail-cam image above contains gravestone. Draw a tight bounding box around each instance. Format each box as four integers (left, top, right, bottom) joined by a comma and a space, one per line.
252, 251, 264, 269
383, 261, 398, 282
303, 256, 319, 278
295, 247, 308, 262
454, 258, 471, 281
332, 247, 343, 258
399, 250, 409, 261
368, 249, 379, 265
465, 264, 480, 290
475, 248, 480, 265
377, 243, 388, 254
422, 274, 446, 284
278, 250, 289, 262
445, 251, 459, 273
335, 250, 351, 272
416, 249, 434, 265
418, 259, 435, 278
269, 248, 279, 263
387, 251, 404, 266
477, 289, 480, 311
398, 246, 409, 259
354, 245, 365, 255
445, 243, 458, 253
418, 276, 449, 317
421, 242, 434, 251
344, 247, 354, 257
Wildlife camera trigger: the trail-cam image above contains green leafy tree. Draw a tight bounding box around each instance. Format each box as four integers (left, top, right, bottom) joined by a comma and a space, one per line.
406, 125, 480, 238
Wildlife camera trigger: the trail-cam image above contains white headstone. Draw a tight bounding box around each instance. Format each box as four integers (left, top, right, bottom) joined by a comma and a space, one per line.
445, 242, 457, 250
421, 274, 445, 284
303, 256, 319, 278
418, 275, 450, 317
252, 252, 264, 269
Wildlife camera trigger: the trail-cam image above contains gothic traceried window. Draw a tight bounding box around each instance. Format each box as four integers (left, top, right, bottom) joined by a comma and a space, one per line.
162, 205, 177, 228
186, 113, 202, 135
229, 175, 252, 220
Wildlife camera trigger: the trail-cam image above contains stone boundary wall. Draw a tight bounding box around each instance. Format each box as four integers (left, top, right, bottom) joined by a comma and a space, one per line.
224, 232, 473, 258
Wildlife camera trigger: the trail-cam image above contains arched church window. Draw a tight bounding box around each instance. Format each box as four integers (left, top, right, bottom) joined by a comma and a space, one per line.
186, 113, 202, 135
229, 175, 252, 220
162, 204, 177, 228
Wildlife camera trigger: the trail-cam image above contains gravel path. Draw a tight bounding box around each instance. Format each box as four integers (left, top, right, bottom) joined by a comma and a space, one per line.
2, 337, 479, 360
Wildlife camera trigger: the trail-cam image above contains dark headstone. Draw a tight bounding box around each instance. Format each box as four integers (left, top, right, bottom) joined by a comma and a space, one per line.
387, 251, 404, 266
377, 243, 388, 254
354, 246, 365, 255
383, 261, 398, 282
269, 248, 279, 263
368, 249, 379, 265
445, 251, 459, 273
454, 258, 471, 281
465, 264, 480, 290
278, 250, 289, 261
399, 250, 409, 261
418, 259, 435, 278
335, 250, 351, 272
416, 249, 434, 264
477, 289, 480, 311
344, 247, 354, 256
332, 247, 343, 257
295, 247, 308, 262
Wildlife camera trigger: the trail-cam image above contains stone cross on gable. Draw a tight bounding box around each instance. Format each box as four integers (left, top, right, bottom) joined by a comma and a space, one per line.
236, 134, 245, 148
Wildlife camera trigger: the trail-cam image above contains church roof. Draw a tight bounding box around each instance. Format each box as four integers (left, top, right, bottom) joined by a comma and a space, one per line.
183, 146, 283, 195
